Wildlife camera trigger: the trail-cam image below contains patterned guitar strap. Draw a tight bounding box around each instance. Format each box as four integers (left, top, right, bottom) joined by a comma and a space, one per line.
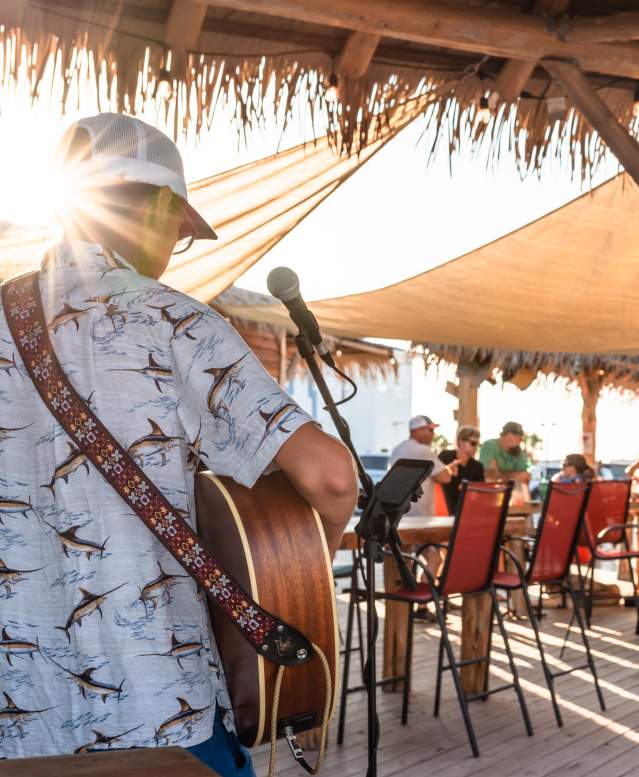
2, 271, 312, 668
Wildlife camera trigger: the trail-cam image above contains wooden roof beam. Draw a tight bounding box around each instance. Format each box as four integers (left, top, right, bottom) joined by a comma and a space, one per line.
0, 0, 25, 27
542, 58, 639, 187
166, 0, 208, 52
495, 0, 569, 101
495, 59, 537, 101
200, 0, 639, 80
337, 31, 380, 80
567, 11, 639, 44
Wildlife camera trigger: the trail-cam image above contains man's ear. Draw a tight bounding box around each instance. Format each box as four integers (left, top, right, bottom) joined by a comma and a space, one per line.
156, 185, 174, 213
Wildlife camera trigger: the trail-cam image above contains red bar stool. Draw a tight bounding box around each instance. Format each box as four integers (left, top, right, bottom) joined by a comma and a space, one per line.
339, 481, 532, 757
495, 481, 605, 728
578, 480, 637, 631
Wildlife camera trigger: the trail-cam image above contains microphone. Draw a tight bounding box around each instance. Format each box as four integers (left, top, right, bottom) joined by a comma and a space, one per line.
267, 267, 335, 367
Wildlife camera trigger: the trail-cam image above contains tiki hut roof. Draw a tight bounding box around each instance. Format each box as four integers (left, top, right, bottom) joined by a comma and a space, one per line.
212, 285, 398, 381
5, 1, 639, 175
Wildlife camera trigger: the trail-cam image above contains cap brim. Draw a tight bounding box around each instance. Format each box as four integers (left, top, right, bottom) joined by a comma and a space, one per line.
178, 197, 217, 241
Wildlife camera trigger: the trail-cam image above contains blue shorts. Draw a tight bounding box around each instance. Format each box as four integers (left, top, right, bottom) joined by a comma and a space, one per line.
188, 707, 255, 777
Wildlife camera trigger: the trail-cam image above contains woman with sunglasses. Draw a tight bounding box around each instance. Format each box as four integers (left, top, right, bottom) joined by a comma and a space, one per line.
438, 426, 485, 513
552, 453, 596, 483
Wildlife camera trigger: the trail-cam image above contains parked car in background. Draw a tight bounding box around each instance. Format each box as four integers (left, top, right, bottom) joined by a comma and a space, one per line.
597, 460, 632, 480
360, 453, 390, 484
529, 459, 631, 500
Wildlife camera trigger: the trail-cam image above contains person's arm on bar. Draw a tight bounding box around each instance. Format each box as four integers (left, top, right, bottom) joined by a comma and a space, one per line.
275, 423, 359, 557
625, 458, 639, 479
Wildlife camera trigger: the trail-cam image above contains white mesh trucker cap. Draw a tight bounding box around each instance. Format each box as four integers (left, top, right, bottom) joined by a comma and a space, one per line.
57, 113, 217, 241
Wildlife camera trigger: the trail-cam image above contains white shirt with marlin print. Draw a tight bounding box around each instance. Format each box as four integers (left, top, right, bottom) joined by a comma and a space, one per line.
0, 241, 313, 758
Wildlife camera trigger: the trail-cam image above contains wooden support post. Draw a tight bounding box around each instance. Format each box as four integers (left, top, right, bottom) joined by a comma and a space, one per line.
542, 59, 639, 187
578, 370, 603, 468
337, 31, 380, 79
460, 593, 493, 694
456, 359, 492, 429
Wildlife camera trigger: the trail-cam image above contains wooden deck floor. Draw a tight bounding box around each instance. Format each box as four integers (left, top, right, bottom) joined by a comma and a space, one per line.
253, 591, 639, 777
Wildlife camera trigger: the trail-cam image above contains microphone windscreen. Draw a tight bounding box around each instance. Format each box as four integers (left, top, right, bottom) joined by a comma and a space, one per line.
267, 267, 300, 303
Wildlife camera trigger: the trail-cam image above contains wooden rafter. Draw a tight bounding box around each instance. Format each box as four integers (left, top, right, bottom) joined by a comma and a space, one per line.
200, 0, 639, 80
542, 59, 639, 187
0, 0, 25, 27
337, 31, 380, 80
495, 0, 570, 101
567, 11, 639, 44
165, 0, 208, 51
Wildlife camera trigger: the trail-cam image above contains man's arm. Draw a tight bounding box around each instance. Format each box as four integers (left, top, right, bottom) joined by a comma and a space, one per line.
275, 423, 359, 557
626, 459, 639, 478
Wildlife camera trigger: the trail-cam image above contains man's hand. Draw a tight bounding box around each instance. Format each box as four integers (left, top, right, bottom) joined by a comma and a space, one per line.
434, 459, 458, 484
274, 423, 359, 558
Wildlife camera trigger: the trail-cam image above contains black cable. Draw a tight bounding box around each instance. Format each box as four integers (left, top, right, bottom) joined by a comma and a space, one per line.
329, 365, 358, 407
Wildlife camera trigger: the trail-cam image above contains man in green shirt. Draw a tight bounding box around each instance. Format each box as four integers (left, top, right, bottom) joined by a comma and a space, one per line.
479, 421, 530, 483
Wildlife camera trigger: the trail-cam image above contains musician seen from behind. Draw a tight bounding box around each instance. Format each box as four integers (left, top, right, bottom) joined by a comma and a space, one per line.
0, 114, 358, 774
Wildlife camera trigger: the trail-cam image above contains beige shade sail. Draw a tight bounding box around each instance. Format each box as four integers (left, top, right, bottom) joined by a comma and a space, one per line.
0, 96, 428, 292
162, 95, 429, 300
221, 173, 639, 355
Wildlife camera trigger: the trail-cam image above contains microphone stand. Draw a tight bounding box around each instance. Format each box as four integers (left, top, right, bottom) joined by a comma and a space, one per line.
292, 332, 416, 777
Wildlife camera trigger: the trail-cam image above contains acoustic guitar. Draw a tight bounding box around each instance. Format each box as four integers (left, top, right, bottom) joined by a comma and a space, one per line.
195, 470, 339, 747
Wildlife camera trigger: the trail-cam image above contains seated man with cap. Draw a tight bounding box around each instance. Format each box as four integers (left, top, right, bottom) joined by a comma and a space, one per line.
479, 421, 530, 483
389, 414, 458, 517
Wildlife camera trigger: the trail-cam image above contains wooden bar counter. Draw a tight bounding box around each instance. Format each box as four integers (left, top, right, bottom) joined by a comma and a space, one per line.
339, 506, 535, 694
0, 747, 219, 776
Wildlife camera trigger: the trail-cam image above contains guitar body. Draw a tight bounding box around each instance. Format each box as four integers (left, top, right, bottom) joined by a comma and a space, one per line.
195, 470, 339, 748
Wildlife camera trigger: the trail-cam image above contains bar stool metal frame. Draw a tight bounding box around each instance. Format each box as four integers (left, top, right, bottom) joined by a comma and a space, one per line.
338, 481, 534, 757
495, 481, 605, 728
577, 480, 639, 632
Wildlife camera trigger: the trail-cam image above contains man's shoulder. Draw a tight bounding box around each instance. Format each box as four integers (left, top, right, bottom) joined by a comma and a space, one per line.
478, 438, 498, 463
391, 438, 435, 461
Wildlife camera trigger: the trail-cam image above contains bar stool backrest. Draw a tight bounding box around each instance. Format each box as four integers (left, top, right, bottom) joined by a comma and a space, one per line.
527, 482, 590, 585
582, 480, 631, 548
439, 481, 512, 597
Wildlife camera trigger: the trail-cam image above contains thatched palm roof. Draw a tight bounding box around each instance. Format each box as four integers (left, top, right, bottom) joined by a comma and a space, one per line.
212, 285, 398, 380
4, 1, 639, 175
421, 344, 639, 393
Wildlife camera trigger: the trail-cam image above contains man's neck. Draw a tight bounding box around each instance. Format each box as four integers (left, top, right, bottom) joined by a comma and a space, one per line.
63, 230, 158, 279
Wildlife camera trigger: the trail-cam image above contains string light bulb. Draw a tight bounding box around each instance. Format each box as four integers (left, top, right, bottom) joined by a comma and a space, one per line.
633, 83, 639, 118
476, 96, 491, 124
325, 73, 339, 104
154, 68, 173, 100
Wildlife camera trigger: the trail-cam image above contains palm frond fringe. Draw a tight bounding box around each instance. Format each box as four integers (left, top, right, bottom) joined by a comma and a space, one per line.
2, 13, 638, 177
